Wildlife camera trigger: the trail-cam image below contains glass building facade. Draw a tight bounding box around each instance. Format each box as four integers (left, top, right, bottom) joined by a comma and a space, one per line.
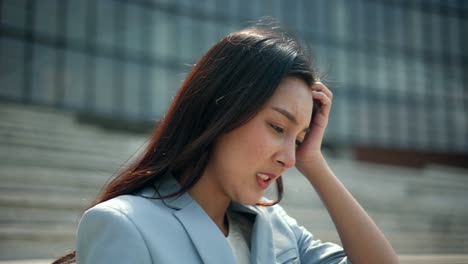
1, 0, 467, 155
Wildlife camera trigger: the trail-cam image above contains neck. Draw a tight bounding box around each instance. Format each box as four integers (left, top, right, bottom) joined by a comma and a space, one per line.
186, 171, 231, 236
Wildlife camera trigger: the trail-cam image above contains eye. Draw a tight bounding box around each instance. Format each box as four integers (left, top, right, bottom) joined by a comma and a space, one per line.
269, 123, 284, 134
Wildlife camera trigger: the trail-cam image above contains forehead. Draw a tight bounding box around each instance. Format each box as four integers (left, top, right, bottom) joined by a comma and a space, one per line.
264, 77, 313, 124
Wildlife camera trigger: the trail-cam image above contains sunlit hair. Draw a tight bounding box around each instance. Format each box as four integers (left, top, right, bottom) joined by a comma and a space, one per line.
53, 25, 316, 264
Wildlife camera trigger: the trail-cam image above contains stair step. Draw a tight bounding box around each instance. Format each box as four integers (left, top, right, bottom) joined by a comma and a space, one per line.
399, 254, 468, 264
284, 205, 468, 234
0, 224, 75, 260
0, 164, 110, 188
0, 188, 95, 210
282, 168, 468, 215
0, 144, 128, 172
0, 122, 144, 155
0, 103, 78, 128
0, 223, 75, 240
0, 206, 82, 225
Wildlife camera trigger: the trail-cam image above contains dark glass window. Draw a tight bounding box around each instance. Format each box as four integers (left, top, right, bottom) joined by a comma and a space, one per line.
31, 44, 56, 105
34, 0, 58, 37
66, 0, 87, 43
0, 37, 25, 99
1, 0, 28, 30
63, 50, 86, 109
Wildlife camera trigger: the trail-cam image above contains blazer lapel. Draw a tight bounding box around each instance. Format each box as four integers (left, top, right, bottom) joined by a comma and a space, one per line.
141, 178, 274, 263
174, 200, 236, 264
230, 203, 276, 264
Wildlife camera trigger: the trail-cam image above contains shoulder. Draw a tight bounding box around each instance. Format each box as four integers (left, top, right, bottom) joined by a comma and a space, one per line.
82, 192, 176, 228
76, 193, 183, 263
78, 193, 173, 237
92, 193, 166, 214
76, 195, 159, 263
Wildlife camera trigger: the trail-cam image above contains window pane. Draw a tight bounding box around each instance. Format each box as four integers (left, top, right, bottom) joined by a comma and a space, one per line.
95, 56, 114, 115
453, 106, 467, 152
1, 0, 27, 30
96, 0, 115, 49
382, 5, 404, 48
205, 20, 221, 48
64, 51, 86, 109
271, 0, 283, 23
0, 37, 24, 99
66, 0, 87, 42
214, 0, 235, 19
124, 62, 141, 118
309, 1, 326, 35
205, 0, 217, 15
148, 66, 168, 117
256, 0, 274, 18
237, 0, 255, 21
353, 98, 369, 144
126, 4, 143, 53
377, 101, 391, 144
191, 19, 209, 61
179, 14, 193, 63
430, 13, 444, 54
151, 10, 178, 60
31, 44, 56, 104
398, 101, 410, 147
114, 1, 127, 52
281, 0, 297, 30
34, 0, 58, 37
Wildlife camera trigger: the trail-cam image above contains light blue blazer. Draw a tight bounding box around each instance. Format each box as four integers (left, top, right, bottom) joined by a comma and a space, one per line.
76, 178, 350, 263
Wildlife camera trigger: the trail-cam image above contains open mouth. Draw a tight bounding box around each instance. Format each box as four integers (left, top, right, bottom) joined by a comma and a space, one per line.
258, 173, 271, 181
256, 173, 272, 189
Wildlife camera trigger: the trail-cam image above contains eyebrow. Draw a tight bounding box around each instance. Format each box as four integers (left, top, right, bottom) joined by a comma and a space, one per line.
271, 106, 311, 133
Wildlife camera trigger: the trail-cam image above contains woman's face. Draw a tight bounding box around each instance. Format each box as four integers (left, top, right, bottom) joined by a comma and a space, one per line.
203, 76, 313, 205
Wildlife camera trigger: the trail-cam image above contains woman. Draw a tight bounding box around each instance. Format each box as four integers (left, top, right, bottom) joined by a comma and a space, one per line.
54, 26, 398, 263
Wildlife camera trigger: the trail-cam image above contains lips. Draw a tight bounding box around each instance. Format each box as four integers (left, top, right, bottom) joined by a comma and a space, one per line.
256, 173, 277, 189
257, 173, 271, 181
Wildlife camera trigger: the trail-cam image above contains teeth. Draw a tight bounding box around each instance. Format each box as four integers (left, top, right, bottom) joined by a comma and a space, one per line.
257, 173, 270, 180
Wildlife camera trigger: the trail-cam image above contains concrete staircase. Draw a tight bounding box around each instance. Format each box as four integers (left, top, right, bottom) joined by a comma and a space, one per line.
281, 163, 468, 255
0, 102, 467, 261
0, 103, 145, 260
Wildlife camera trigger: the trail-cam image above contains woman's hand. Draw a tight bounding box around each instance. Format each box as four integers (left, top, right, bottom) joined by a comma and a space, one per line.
294, 83, 399, 263
296, 82, 333, 172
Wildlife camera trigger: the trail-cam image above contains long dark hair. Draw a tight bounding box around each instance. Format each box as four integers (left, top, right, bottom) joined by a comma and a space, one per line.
53, 25, 316, 264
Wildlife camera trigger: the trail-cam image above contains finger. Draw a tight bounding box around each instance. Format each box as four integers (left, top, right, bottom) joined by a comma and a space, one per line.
312, 82, 333, 100
312, 90, 332, 116
312, 90, 332, 107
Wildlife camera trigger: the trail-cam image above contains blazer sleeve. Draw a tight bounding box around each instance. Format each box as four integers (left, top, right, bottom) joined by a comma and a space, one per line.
276, 206, 351, 264
76, 204, 152, 264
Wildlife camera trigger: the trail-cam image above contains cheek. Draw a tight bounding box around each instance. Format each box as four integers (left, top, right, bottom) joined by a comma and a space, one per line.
240, 123, 275, 160
219, 123, 273, 169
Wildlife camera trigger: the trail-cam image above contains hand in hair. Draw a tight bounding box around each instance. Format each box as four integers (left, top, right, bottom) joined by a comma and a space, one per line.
295, 81, 333, 172
294, 83, 399, 263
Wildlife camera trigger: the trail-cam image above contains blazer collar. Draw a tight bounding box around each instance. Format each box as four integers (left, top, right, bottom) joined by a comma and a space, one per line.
230, 202, 276, 264
140, 178, 236, 264
140, 177, 275, 264
139, 176, 192, 209
174, 200, 236, 264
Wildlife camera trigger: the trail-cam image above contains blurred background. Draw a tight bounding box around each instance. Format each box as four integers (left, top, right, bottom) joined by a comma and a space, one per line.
0, 0, 467, 263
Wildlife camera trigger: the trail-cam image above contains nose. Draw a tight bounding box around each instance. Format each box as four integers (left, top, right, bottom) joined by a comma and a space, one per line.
275, 140, 296, 169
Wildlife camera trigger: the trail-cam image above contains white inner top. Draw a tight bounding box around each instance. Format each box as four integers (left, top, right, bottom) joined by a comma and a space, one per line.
226, 211, 253, 264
